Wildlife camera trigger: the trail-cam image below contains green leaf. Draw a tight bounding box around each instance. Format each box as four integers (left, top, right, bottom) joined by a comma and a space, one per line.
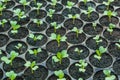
29, 34, 34, 39
37, 35, 43, 40
61, 50, 68, 58
99, 46, 107, 54
37, 48, 42, 53
103, 69, 111, 76
52, 56, 59, 62
32, 66, 38, 70
54, 70, 64, 79
61, 36, 67, 41
1, 56, 11, 64
50, 33, 57, 40
28, 50, 34, 54
6, 71, 17, 80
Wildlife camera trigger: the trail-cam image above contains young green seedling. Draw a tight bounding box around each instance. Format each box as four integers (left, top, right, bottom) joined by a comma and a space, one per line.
92, 22, 97, 30
10, 21, 20, 34
83, 7, 94, 18
15, 43, 22, 50
33, 19, 43, 27
71, 27, 83, 38
50, 22, 61, 33
19, 0, 30, 10
0, 2, 6, 15
103, 10, 117, 21
103, 0, 114, 10
6, 71, 17, 80
107, 23, 115, 35
1, 51, 19, 65
51, 0, 57, 7
94, 46, 107, 60
29, 33, 43, 41
52, 50, 68, 64
66, 1, 74, 10
103, 69, 116, 80
75, 60, 88, 72
68, 14, 79, 24
13, 9, 26, 21
47, 9, 55, 19
28, 48, 42, 56
81, 0, 91, 5
54, 70, 66, 80
50, 33, 67, 47
93, 35, 102, 45
115, 40, 120, 49
74, 48, 83, 55
0, 19, 7, 27
24, 61, 38, 73
33, 3, 42, 14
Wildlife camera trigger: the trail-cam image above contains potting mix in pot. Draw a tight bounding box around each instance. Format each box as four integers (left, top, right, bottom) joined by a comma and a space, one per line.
0, 0, 120, 80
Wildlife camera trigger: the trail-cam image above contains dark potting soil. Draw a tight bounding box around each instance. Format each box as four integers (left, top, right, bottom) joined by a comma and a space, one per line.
93, 70, 118, 80
83, 23, 103, 35
46, 56, 70, 71
0, 68, 3, 79
27, 21, 47, 32
47, 74, 71, 80
78, 1, 96, 10
8, 27, 29, 39
25, 48, 48, 63
46, 3, 63, 12
93, 0, 108, 3
5, 1, 15, 9
3, 57, 25, 73
6, 41, 28, 55
108, 42, 120, 58
89, 53, 113, 68
115, 8, 120, 17
0, 10, 13, 20
46, 27, 66, 37
99, 16, 119, 26
86, 36, 108, 50
0, 34, 9, 47
66, 32, 86, 44
111, 0, 120, 7
45, 14, 65, 24
113, 59, 120, 75
69, 62, 93, 79
67, 45, 89, 60
62, 7, 80, 17
0, 21, 11, 32
46, 40, 68, 53
23, 65, 48, 80
103, 28, 120, 42
27, 33, 47, 47
64, 19, 83, 30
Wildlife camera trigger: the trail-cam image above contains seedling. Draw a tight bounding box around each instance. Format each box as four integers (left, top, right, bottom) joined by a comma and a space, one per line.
1, 51, 19, 65
50, 33, 67, 47
68, 14, 79, 24
0, 2, 6, 15
74, 48, 83, 55
28, 48, 42, 56
24, 61, 38, 73
52, 50, 68, 64
15, 43, 22, 50
81, 0, 91, 5
92, 22, 97, 30
103, 0, 114, 10
71, 27, 83, 38
75, 60, 88, 72
29, 33, 43, 41
6, 71, 17, 80
47, 9, 55, 19
93, 35, 102, 45
51, 0, 57, 7
103, 10, 117, 21
33, 19, 43, 27
94, 46, 107, 60
13, 9, 26, 21
0, 19, 7, 27
33, 3, 42, 14
115, 40, 120, 49
107, 23, 115, 35
103, 69, 116, 80
78, 78, 83, 80
10, 21, 20, 34
50, 22, 61, 32
66, 1, 74, 10
54, 70, 66, 80
19, 0, 30, 10
83, 7, 94, 18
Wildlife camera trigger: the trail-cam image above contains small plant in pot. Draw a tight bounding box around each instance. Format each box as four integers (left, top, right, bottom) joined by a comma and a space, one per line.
10, 21, 20, 34
103, 0, 114, 10
50, 33, 67, 47
94, 46, 107, 60
0, 2, 6, 15
50, 22, 61, 33
52, 50, 68, 64
0, 19, 7, 27
33, 3, 42, 14
107, 23, 116, 35
68, 14, 80, 24
71, 27, 83, 38
66, 1, 74, 11
19, 0, 30, 10
83, 6, 94, 18
28, 48, 42, 56
93, 35, 103, 45
33, 19, 43, 27
47, 9, 55, 19
54, 70, 66, 80
74, 47, 83, 55
81, 0, 91, 5
51, 0, 57, 8
6, 71, 17, 80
